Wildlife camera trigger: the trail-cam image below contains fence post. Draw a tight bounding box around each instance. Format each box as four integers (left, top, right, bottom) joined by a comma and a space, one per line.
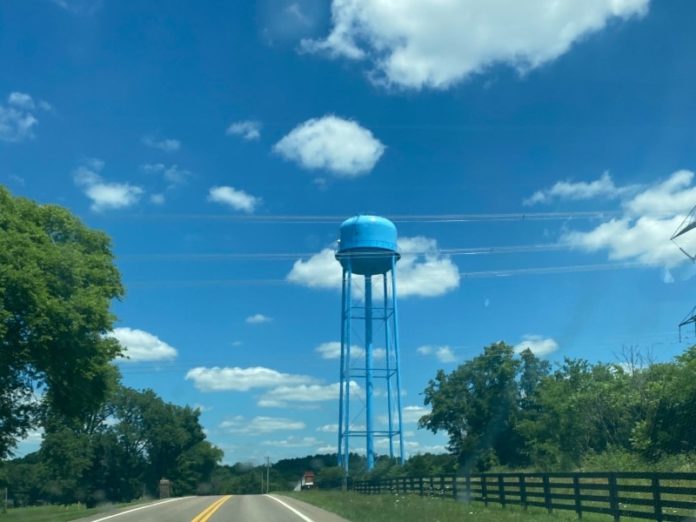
452, 475, 457, 500
430, 476, 434, 495
519, 474, 527, 511
651, 474, 663, 522
481, 475, 489, 506
608, 473, 619, 522
498, 474, 506, 507
419, 476, 424, 496
542, 474, 552, 514
573, 474, 582, 519
465, 474, 471, 501
440, 475, 445, 495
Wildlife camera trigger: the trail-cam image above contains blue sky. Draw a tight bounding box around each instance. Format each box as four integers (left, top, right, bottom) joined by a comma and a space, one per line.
5, 0, 696, 464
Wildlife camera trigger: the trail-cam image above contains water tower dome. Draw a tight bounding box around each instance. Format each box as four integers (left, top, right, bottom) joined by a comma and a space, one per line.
336, 215, 400, 275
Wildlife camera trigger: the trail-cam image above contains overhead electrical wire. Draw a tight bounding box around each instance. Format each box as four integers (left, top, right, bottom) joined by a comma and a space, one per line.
110, 210, 619, 224
125, 261, 647, 288
118, 242, 570, 262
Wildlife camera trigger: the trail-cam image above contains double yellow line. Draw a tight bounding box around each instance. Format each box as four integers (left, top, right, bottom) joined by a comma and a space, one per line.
192, 495, 232, 522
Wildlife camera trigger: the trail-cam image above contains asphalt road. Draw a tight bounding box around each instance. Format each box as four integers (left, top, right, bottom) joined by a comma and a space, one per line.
74, 494, 350, 522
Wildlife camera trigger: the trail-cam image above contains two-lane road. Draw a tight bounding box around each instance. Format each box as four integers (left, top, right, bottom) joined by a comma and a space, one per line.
75, 494, 349, 522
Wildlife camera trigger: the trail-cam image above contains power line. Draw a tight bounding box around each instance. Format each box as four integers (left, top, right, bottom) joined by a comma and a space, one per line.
107, 210, 619, 224
117, 243, 569, 262
124, 261, 647, 288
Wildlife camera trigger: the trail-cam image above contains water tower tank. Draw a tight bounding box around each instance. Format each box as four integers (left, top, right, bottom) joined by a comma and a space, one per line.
336, 215, 400, 275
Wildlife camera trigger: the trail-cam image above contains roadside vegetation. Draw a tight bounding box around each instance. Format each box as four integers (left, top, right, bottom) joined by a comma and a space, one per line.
286, 490, 647, 522
0, 500, 144, 522
0, 187, 221, 507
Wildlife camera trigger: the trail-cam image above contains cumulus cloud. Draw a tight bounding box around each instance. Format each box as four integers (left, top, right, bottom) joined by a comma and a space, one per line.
316, 424, 339, 433
302, 0, 649, 90
246, 313, 272, 324
142, 136, 181, 152
561, 170, 696, 268
227, 120, 261, 141
110, 327, 178, 362
208, 186, 261, 213
287, 236, 460, 298
274, 115, 385, 177
402, 405, 430, 424
185, 366, 314, 392
220, 415, 305, 434
73, 159, 144, 212
258, 381, 361, 408
141, 163, 191, 187
0, 92, 51, 142
51, 0, 103, 15
262, 436, 320, 448
524, 172, 636, 205
416, 345, 457, 363
315, 341, 385, 361
514, 335, 559, 357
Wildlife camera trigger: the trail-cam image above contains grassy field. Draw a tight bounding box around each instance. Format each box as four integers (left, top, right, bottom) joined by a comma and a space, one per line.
285, 490, 647, 522
0, 500, 146, 522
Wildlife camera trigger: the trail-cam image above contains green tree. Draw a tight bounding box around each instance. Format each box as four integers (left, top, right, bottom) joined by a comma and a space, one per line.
420, 342, 529, 471
0, 186, 123, 458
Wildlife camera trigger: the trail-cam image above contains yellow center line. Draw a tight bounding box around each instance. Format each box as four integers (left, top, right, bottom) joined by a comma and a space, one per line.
191, 495, 232, 522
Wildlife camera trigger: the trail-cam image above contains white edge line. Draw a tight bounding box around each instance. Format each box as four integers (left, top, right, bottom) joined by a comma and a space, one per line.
89, 496, 192, 522
265, 494, 315, 522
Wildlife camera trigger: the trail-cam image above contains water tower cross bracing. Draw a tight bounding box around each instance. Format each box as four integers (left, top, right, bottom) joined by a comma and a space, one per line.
336, 215, 405, 472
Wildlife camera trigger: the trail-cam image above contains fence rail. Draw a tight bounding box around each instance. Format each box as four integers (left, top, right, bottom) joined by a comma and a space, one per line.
352, 472, 696, 521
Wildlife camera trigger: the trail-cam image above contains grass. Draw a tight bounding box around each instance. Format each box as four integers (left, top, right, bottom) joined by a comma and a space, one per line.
285, 490, 649, 522
0, 500, 146, 522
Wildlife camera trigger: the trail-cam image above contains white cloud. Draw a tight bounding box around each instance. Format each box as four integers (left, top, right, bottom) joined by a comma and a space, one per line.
315, 341, 385, 361
141, 163, 191, 186
262, 436, 320, 448
287, 248, 341, 289
561, 170, 696, 268
287, 236, 460, 298
185, 366, 314, 392
150, 193, 166, 205
142, 136, 181, 152
110, 327, 178, 362
73, 159, 144, 212
246, 313, 272, 324
220, 415, 305, 434
402, 405, 430, 424
416, 345, 456, 363
524, 172, 635, 205
316, 444, 338, 453
227, 120, 261, 141
274, 115, 384, 177
258, 381, 361, 407
513, 335, 559, 357
302, 0, 649, 90
0, 92, 46, 142
7, 92, 35, 110
316, 424, 339, 433
51, 0, 103, 15
208, 186, 261, 213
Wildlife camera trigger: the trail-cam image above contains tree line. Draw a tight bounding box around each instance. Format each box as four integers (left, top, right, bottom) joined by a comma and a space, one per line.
0, 186, 221, 506
419, 342, 696, 473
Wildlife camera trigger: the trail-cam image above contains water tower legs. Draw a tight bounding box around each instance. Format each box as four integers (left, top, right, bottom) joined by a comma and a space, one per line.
337, 258, 404, 474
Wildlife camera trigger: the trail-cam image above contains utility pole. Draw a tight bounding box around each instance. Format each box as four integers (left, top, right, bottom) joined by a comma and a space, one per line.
260, 472, 263, 495
266, 457, 270, 493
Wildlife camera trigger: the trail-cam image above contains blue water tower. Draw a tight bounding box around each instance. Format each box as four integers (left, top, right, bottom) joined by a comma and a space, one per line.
336, 215, 405, 472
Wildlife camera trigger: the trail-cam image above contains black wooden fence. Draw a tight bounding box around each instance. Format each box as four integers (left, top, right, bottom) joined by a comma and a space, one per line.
352, 472, 696, 521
